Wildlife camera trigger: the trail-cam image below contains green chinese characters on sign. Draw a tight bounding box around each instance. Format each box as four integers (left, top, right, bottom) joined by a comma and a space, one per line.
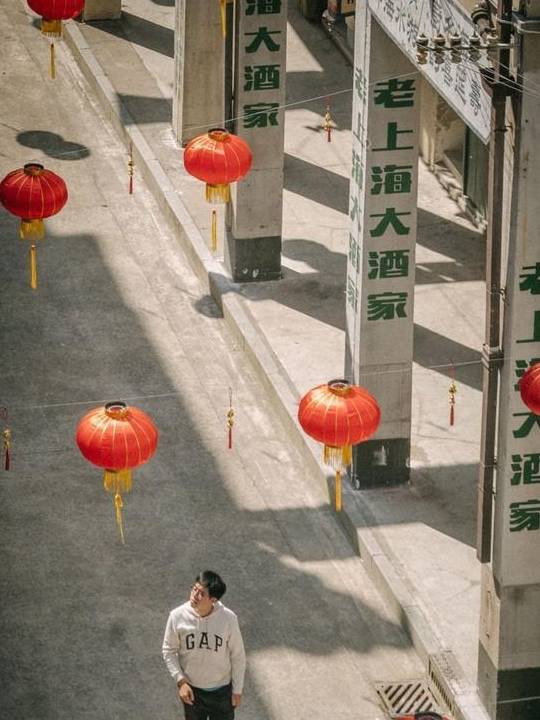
511, 453, 540, 485
367, 292, 407, 320
369, 208, 411, 237
373, 122, 414, 152
516, 311, 540, 343
368, 250, 409, 279
245, 27, 281, 52
510, 499, 540, 532
354, 67, 367, 102
243, 102, 279, 128
244, 64, 280, 91
519, 262, 540, 294
373, 78, 416, 108
348, 233, 360, 271
246, 0, 282, 14
370, 165, 413, 195
513, 358, 540, 390
352, 149, 363, 188
347, 275, 358, 310
512, 412, 540, 438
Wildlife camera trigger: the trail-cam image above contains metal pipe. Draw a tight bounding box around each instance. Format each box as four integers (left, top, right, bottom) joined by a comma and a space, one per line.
476, 0, 513, 562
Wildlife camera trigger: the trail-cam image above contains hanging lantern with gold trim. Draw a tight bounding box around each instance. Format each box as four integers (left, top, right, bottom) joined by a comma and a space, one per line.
76, 401, 159, 544
27, 0, 85, 78
519, 362, 540, 414
0, 162, 68, 289
184, 128, 252, 251
298, 379, 380, 511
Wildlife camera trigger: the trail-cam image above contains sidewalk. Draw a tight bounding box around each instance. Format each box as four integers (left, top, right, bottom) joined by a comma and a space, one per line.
59, 3, 488, 718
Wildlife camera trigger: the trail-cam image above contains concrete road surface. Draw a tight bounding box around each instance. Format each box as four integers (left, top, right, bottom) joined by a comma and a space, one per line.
0, 2, 425, 719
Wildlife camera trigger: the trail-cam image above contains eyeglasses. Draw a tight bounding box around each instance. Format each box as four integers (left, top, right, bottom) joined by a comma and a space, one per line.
190, 584, 209, 599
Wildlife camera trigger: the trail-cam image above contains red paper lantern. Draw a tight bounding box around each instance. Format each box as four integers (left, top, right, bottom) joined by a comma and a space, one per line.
298, 379, 380, 511
27, 0, 85, 77
76, 401, 159, 543
184, 128, 252, 250
519, 363, 540, 414
0, 162, 68, 289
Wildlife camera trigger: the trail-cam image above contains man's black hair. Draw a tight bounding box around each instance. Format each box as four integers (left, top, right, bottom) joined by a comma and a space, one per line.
196, 570, 227, 600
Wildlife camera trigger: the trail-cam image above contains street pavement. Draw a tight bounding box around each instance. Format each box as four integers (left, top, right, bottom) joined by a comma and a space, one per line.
0, 1, 491, 719
0, 2, 429, 720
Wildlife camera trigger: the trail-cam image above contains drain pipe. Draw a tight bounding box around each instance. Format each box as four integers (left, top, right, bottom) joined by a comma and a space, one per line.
475, 0, 512, 562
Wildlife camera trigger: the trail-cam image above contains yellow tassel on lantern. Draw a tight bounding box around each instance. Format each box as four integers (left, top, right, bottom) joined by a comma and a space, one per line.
41, 19, 62, 36
103, 468, 132, 494
335, 470, 342, 512
20, 219, 44, 240
211, 209, 217, 252
114, 493, 125, 545
206, 183, 230, 204
323, 444, 351, 511
219, 0, 227, 38
50, 42, 56, 79
323, 444, 352, 469
29, 244, 38, 290
103, 469, 132, 544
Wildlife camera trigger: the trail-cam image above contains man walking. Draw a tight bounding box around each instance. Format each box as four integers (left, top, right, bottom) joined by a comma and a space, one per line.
162, 570, 246, 719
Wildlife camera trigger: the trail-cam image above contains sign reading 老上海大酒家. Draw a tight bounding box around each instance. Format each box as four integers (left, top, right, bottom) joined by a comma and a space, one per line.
345, 7, 419, 485
368, 0, 491, 143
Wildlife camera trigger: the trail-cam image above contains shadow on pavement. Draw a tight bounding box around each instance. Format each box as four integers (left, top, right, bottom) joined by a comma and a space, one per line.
0, 221, 412, 720
16, 130, 90, 161
87, 12, 174, 58
117, 92, 172, 125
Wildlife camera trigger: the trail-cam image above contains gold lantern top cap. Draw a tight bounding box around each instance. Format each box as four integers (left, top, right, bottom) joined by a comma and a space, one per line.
105, 401, 129, 419
23, 162, 45, 176
327, 379, 352, 396
208, 128, 230, 143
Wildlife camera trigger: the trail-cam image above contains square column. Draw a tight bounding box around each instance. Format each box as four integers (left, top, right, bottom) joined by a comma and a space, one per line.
173, 0, 225, 145
225, 0, 287, 282
344, 9, 419, 487
478, 8, 540, 717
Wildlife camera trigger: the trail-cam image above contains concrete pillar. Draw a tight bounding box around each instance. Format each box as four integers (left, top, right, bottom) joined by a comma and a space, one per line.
173, 0, 225, 146
81, 0, 121, 21
344, 7, 419, 487
225, 0, 287, 282
477, 4, 540, 718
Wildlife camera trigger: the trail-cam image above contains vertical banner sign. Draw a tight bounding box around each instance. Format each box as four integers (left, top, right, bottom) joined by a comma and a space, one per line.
368, 0, 490, 144
493, 80, 540, 586
345, 10, 419, 486
231, 0, 287, 252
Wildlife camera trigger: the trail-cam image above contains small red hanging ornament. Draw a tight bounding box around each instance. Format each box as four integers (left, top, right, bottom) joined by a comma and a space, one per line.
0, 162, 68, 289
1, 407, 11, 471
184, 128, 252, 251
448, 365, 457, 426
298, 379, 380, 511
519, 362, 540, 414
27, 0, 85, 78
227, 387, 234, 450
76, 401, 159, 543
322, 102, 335, 142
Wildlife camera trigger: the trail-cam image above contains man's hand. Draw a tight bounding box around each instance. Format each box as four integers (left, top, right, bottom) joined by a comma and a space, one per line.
177, 680, 194, 705
232, 693, 242, 708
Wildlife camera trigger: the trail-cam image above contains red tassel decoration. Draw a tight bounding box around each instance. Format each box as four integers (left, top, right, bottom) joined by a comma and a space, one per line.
128, 142, 134, 195
227, 388, 234, 449
3, 428, 11, 470
322, 101, 334, 142
449, 365, 457, 426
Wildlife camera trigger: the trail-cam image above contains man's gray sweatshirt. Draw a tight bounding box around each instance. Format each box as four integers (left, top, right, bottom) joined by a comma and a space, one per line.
162, 600, 246, 693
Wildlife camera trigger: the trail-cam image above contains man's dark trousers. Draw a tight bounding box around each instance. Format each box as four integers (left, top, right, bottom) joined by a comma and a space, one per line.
183, 684, 234, 720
